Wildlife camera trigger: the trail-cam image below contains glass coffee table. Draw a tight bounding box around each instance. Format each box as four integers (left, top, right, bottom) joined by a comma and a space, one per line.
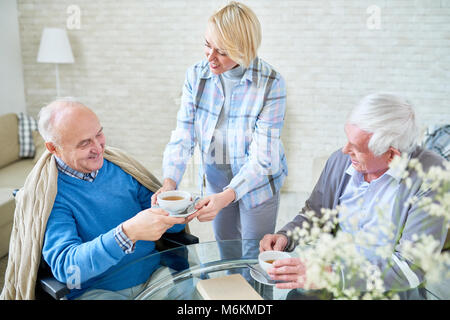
87, 239, 448, 300
135, 239, 289, 300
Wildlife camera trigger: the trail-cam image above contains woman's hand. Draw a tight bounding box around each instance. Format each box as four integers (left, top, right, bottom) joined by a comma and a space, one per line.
194, 188, 236, 222
151, 178, 177, 206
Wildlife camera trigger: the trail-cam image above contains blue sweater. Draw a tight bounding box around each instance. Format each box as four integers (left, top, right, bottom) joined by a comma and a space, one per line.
42, 159, 184, 299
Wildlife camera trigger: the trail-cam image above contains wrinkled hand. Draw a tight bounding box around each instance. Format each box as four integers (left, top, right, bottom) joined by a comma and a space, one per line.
194, 189, 236, 222
267, 257, 331, 290
151, 178, 177, 206
259, 234, 288, 252
267, 257, 308, 289
122, 207, 186, 242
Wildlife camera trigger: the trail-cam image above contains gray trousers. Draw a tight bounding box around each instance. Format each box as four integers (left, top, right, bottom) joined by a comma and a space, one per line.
207, 183, 280, 261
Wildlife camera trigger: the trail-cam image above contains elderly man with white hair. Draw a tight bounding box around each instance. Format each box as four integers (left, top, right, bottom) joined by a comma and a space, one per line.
260, 93, 448, 292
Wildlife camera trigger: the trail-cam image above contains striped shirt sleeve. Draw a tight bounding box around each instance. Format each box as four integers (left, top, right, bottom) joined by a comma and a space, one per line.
114, 224, 135, 254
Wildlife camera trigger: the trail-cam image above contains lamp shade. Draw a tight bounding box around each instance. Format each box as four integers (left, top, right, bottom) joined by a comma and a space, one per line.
37, 27, 74, 63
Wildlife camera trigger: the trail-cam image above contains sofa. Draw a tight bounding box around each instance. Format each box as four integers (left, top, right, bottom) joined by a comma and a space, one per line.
0, 113, 44, 258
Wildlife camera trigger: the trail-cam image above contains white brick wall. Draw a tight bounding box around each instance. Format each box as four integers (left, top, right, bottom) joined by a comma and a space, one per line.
17, 0, 450, 194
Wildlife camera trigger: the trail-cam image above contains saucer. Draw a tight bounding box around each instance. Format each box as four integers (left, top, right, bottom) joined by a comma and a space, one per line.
154, 197, 200, 218
248, 264, 277, 286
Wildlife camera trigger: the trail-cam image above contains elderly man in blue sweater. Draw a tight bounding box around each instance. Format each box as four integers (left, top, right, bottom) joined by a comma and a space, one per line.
39, 99, 190, 299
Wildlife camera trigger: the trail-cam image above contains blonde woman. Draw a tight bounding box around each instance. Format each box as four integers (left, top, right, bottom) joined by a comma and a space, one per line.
153, 2, 288, 254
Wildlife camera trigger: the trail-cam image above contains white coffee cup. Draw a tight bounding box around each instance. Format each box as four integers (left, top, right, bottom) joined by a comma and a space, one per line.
157, 190, 192, 214
258, 250, 291, 273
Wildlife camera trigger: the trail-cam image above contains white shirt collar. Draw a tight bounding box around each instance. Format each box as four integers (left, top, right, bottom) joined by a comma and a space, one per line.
345, 164, 401, 184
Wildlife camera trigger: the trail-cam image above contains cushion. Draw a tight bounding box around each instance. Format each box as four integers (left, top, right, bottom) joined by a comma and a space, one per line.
0, 113, 20, 169
0, 221, 13, 258
18, 112, 38, 158
0, 159, 35, 189
0, 188, 15, 227
422, 124, 450, 161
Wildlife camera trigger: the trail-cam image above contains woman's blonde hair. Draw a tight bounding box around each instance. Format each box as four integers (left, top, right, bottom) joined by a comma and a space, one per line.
208, 1, 261, 68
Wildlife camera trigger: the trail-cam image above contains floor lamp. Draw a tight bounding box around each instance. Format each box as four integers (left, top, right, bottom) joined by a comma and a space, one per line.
37, 28, 74, 98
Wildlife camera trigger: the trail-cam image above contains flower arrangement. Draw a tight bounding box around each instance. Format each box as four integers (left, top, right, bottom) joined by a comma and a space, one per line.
287, 154, 450, 300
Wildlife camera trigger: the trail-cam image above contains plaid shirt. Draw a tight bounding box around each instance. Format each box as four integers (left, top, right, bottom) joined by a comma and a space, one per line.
55, 156, 98, 182
163, 57, 288, 209
422, 124, 450, 161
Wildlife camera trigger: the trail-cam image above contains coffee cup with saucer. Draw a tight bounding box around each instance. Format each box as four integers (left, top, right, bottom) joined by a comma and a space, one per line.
156, 190, 200, 218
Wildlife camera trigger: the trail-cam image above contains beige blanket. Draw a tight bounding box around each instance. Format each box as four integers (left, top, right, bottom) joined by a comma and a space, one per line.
0, 146, 163, 300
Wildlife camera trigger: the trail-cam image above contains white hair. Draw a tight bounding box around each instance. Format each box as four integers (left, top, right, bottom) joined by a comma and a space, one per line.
38, 97, 83, 145
347, 93, 419, 156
